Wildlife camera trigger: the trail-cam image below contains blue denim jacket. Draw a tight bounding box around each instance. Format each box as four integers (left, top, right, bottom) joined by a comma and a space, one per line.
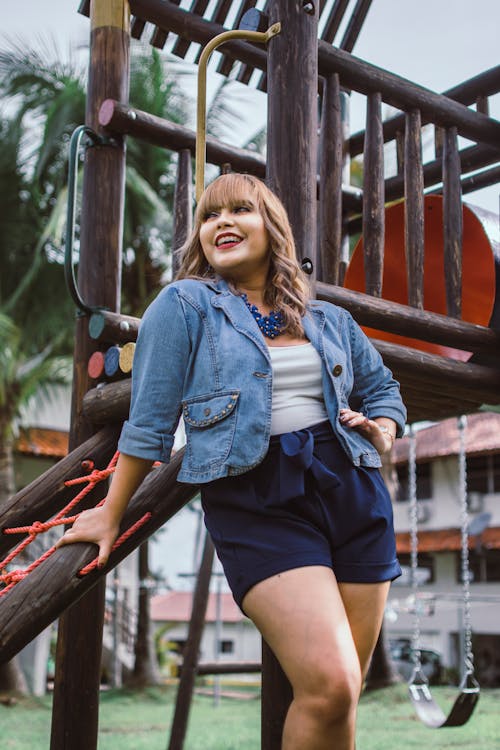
118, 278, 406, 482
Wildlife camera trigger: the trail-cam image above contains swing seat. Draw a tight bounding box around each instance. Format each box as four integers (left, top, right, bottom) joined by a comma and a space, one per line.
408, 668, 480, 728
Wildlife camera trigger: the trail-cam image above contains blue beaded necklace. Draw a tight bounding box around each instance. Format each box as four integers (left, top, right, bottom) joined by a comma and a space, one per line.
241, 293, 285, 339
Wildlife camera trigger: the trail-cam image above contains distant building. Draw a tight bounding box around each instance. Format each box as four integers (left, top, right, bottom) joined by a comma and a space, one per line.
388, 411, 500, 686
151, 590, 261, 666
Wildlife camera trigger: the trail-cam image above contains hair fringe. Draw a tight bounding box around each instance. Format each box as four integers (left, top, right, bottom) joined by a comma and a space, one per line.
176, 174, 310, 335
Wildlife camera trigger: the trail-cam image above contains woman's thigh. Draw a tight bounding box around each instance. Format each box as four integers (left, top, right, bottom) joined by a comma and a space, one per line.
338, 581, 391, 678
242, 565, 362, 695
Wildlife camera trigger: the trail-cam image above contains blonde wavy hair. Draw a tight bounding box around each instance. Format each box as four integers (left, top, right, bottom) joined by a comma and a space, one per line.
175, 173, 310, 335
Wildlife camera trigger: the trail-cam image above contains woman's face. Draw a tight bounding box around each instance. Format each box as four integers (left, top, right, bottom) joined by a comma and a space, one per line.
199, 201, 270, 284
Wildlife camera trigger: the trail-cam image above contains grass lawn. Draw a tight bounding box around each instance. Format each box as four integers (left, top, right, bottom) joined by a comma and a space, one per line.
1, 683, 499, 749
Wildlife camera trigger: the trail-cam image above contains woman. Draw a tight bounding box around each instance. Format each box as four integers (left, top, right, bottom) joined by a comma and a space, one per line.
58, 173, 406, 750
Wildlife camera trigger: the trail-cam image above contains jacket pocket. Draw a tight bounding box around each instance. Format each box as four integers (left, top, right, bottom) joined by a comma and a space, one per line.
182, 390, 240, 471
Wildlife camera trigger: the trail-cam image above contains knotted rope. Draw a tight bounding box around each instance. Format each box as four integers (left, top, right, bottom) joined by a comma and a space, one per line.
0, 452, 152, 598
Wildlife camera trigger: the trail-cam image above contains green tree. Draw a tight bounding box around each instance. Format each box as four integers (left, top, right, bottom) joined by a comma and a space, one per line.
0, 314, 70, 692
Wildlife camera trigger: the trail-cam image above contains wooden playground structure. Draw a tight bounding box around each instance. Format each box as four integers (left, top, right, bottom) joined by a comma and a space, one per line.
1, 1, 500, 748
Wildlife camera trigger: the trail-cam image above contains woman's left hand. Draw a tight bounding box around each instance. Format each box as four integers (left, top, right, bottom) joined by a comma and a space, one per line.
339, 409, 394, 455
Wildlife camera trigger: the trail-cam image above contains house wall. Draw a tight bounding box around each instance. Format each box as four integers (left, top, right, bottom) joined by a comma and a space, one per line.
157, 619, 261, 664
389, 451, 500, 682
393, 455, 500, 533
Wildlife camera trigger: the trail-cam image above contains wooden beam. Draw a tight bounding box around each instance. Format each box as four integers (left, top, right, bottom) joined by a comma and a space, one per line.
384, 142, 500, 203
88, 310, 140, 344
432, 163, 500, 197
167, 532, 214, 750
348, 65, 500, 157
172, 149, 193, 278
83, 379, 131, 423
321, 0, 350, 43
339, 0, 373, 53
194, 661, 262, 675
266, 0, 319, 267
99, 99, 266, 176
264, 1, 319, 746
318, 43, 500, 149
0, 427, 121, 561
373, 339, 499, 403
404, 109, 424, 308
315, 282, 500, 357
442, 127, 463, 318
362, 91, 384, 297
0, 453, 196, 665
130, 0, 268, 70
319, 74, 343, 285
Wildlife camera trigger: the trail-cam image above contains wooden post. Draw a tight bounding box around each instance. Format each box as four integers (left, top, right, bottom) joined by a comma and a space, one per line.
319, 74, 342, 285
339, 89, 352, 285
362, 91, 384, 297
50, 3, 130, 749
264, 2, 318, 747
167, 532, 215, 750
172, 149, 193, 278
266, 0, 319, 272
404, 109, 424, 309
442, 126, 463, 319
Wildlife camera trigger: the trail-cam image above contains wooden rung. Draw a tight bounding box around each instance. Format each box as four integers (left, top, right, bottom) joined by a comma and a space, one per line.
131, 16, 147, 40
317, 282, 500, 358
77, 0, 90, 17
150, 26, 168, 49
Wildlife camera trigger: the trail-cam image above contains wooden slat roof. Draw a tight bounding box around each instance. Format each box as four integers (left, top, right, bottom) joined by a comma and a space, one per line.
79, 0, 374, 89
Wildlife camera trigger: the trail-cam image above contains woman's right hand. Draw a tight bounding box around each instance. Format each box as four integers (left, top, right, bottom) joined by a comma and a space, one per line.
55, 505, 120, 568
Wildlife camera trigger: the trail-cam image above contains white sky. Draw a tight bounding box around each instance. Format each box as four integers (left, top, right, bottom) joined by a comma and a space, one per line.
4, 1, 498, 584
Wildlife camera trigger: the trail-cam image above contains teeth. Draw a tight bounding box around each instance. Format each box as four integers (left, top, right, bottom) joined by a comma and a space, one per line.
216, 235, 241, 246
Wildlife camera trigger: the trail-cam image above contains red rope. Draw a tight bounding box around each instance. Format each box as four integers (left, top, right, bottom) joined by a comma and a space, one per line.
78, 512, 152, 576
0, 451, 152, 599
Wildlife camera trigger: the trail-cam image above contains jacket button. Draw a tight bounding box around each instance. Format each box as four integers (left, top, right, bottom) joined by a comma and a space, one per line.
204, 407, 211, 416
332, 364, 343, 377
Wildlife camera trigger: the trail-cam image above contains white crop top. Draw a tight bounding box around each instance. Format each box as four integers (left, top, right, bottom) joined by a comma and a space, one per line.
268, 342, 329, 435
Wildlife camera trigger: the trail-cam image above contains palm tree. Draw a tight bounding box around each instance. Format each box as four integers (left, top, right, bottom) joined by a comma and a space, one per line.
0, 314, 70, 692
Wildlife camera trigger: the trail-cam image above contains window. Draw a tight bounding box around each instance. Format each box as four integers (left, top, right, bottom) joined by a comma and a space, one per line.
219, 640, 234, 654
457, 549, 500, 583
467, 454, 500, 495
397, 553, 435, 584
396, 463, 432, 502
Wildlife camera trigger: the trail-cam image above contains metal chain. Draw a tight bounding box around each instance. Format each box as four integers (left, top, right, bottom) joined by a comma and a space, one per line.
408, 424, 422, 673
458, 415, 474, 677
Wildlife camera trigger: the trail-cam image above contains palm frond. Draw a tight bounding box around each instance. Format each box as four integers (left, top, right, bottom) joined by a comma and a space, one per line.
242, 125, 267, 156
206, 78, 248, 140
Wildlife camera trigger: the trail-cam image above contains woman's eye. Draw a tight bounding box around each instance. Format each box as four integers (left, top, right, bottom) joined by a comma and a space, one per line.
234, 205, 250, 213
204, 211, 219, 220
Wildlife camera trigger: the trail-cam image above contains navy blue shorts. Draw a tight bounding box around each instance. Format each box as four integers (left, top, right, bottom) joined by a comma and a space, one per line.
201, 420, 401, 610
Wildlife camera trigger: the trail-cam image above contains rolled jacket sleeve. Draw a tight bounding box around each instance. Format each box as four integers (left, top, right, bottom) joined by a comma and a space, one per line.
346, 312, 407, 437
118, 286, 190, 462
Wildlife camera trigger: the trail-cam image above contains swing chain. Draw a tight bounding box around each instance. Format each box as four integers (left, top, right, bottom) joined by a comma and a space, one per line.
408, 424, 423, 674
458, 415, 475, 679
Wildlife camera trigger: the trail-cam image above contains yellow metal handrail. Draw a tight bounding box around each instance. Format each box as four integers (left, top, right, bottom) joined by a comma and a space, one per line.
196, 23, 281, 202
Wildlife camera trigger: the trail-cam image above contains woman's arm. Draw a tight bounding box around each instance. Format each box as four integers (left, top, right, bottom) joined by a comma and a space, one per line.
345, 312, 407, 436
56, 453, 153, 567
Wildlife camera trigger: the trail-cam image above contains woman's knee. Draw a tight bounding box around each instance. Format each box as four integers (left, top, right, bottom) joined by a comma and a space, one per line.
296, 662, 362, 725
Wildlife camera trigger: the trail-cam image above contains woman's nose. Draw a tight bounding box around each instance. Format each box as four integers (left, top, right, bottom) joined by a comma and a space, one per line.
216, 210, 233, 226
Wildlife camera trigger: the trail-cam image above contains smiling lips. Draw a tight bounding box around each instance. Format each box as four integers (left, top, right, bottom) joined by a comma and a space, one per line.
215, 232, 243, 250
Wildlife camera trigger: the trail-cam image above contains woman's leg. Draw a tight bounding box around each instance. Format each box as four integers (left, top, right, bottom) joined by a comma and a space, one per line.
243, 566, 388, 750
338, 581, 391, 679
